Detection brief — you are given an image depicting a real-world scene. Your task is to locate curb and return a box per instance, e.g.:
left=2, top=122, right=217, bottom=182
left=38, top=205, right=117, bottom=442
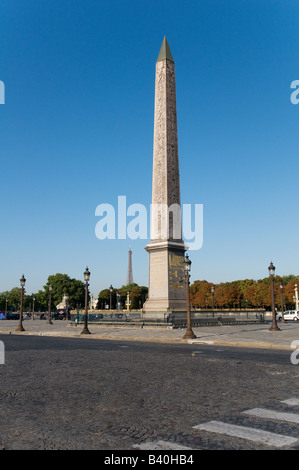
left=0, top=329, right=295, bottom=350
left=190, top=339, right=294, bottom=351
left=0, top=329, right=185, bottom=344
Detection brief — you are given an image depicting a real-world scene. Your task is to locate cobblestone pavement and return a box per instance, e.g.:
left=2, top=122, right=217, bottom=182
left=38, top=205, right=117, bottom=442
left=0, top=334, right=299, bottom=450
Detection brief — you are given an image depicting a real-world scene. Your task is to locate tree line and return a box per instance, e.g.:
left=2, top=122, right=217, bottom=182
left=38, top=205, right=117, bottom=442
left=0, top=273, right=86, bottom=313
left=0, top=274, right=148, bottom=313
left=1, top=272, right=298, bottom=313
left=190, top=275, right=299, bottom=310
left=97, top=284, right=148, bottom=310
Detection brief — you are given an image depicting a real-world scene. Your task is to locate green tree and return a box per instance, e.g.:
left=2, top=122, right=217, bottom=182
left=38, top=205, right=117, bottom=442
left=33, top=289, right=49, bottom=312
left=190, top=274, right=299, bottom=310
left=43, top=274, right=86, bottom=310
left=116, top=283, right=138, bottom=310
left=97, top=288, right=112, bottom=309
left=97, top=283, right=148, bottom=310
left=129, top=285, right=148, bottom=309
left=0, top=287, right=34, bottom=312
left=0, top=288, right=22, bottom=311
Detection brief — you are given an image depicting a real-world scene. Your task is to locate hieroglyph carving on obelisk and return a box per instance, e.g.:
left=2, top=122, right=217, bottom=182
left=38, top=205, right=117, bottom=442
left=143, top=37, right=187, bottom=313
left=151, top=38, right=182, bottom=242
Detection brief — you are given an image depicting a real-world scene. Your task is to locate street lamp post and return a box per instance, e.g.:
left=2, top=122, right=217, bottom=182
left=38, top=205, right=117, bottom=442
left=116, top=293, right=120, bottom=311
left=16, top=275, right=26, bottom=332
left=279, top=281, right=285, bottom=323
left=294, top=284, right=299, bottom=310
left=211, top=285, right=215, bottom=317
left=81, top=267, right=91, bottom=335
left=109, top=285, right=113, bottom=310
left=268, top=262, right=280, bottom=331
left=183, top=254, right=196, bottom=340
left=65, top=295, right=68, bottom=320
left=5, top=299, right=8, bottom=320
left=32, top=297, right=35, bottom=320
left=47, top=285, right=53, bottom=324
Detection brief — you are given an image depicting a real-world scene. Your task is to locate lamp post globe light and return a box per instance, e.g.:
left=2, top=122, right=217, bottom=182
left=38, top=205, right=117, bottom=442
left=81, top=267, right=91, bottom=335
left=268, top=262, right=280, bottom=331
left=16, top=274, right=26, bottom=332
left=47, top=285, right=53, bottom=325
left=183, top=254, right=196, bottom=340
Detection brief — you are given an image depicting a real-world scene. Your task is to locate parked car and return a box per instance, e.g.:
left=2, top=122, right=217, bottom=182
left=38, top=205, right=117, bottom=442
left=0, top=311, right=19, bottom=320
left=278, top=310, right=299, bottom=321
left=53, top=310, right=67, bottom=320
left=7, top=312, right=20, bottom=320
left=40, top=310, right=66, bottom=320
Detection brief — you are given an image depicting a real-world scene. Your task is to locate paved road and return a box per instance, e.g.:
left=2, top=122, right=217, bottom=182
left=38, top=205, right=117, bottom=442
left=0, top=334, right=299, bottom=451
left=1, top=319, right=299, bottom=350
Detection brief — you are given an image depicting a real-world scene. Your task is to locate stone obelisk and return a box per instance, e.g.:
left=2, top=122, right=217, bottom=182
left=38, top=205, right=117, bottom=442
left=143, top=37, right=187, bottom=314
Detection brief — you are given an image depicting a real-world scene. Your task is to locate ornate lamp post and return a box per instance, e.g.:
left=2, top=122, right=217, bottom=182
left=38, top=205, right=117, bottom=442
left=5, top=299, right=8, bottom=320
left=294, top=284, right=299, bottom=310
left=268, top=262, right=280, bottom=331
left=116, top=293, right=121, bottom=311
left=81, top=267, right=91, bottom=334
left=16, top=274, right=26, bottom=332
left=183, top=254, right=196, bottom=340
left=109, top=284, right=113, bottom=310
left=211, top=285, right=215, bottom=317
left=32, top=296, right=35, bottom=320
left=279, top=281, right=285, bottom=323
left=65, top=295, right=68, bottom=320
left=47, top=285, right=53, bottom=324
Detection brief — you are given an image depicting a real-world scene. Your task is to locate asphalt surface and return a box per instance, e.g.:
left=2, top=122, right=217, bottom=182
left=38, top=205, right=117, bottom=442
left=0, top=333, right=298, bottom=451
left=0, top=318, right=299, bottom=350
left=1, top=319, right=299, bottom=452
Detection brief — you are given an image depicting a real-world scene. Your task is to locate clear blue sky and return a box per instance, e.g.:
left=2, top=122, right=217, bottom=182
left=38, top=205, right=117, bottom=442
left=1, top=0, right=298, bottom=296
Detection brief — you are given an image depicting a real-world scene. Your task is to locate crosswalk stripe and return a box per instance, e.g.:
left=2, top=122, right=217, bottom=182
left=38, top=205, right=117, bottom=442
left=133, top=440, right=192, bottom=450
left=281, top=398, right=299, bottom=406
left=193, top=421, right=298, bottom=448
left=243, top=408, right=299, bottom=424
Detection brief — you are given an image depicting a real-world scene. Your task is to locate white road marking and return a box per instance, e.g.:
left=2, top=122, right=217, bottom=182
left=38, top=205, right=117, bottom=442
left=281, top=398, right=299, bottom=406
left=242, top=408, right=299, bottom=424
left=133, top=440, right=192, bottom=450
left=193, top=421, right=297, bottom=448
left=190, top=340, right=214, bottom=344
